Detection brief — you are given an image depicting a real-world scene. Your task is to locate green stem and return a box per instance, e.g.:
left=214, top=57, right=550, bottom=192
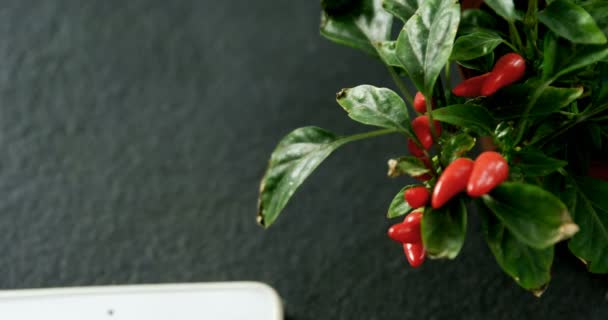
left=444, top=64, right=451, bottom=91
left=538, top=103, right=608, bottom=146
left=343, top=128, right=401, bottom=143
left=344, top=129, right=435, bottom=175
left=508, top=21, right=524, bottom=52
left=502, top=40, right=519, bottom=52
left=514, top=81, right=551, bottom=144
left=591, top=116, right=608, bottom=122
left=426, top=95, right=440, bottom=143
left=435, top=76, right=447, bottom=107
left=387, top=66, right=414, bottom=107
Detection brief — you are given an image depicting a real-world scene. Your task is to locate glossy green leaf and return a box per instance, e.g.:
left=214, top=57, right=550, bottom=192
left=387, top=156, right=429, bottom=178
left=451, top=31, right=503, bottom=61
left=459, top=9, right=498, bottom=34
left=494, top=122, right=516, bottom=150
left=455, top=52, right=494, bottom=72
left=552, top=45, right=608, bottom=80
left=542, top=32, right=558, bottom=80
left=538, top=0, right=607, bottom=45
left=387, top=185, right=415, bottom=218
left=382, top=0, right=418, bottom=22
left=440, top=133, right=476, bottom=166
left=533, top=86, right=583, bottom=117
left=515, top=150, right=567, bottom=177
left=480, top=204, right=553, bottom=292
left=482, top=182, right=579, bottom=249
left=567, top=177, right=608, bottom=273
left=484, top=0, right=517, bottom=22
left=581, top=1, right=608, bottom=38
left=432, top=104, right=495, bottom=135
left=336, top=85, right=412, bottom=134
left=375, top=41, right=402, bottom=67
left=489, top=84, right=583, bottom=120
left=320, top=0, right=393, bottom=56
left=422, top=198, right=467, bottom=259
left=257, top=127, right=395, bottom=227
left=529, top=122, right=560, bottom=145
left=396, top=0, right=460, bottom=96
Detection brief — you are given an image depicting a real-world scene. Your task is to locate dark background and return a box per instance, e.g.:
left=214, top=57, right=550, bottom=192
left=0, top=1, right=606, bottom=319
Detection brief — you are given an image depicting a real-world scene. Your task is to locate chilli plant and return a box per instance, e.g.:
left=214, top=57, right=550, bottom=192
left=256, top=0, right=608, bottom=295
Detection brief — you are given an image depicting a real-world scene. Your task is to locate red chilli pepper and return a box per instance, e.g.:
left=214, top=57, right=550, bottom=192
left=412, top=115, right=442, bottom=150
left=403, top=242, right=426, bottom=268
left=404, top=186, right=430, bottom=208
left=431, top=158, right=475, bottom=209
left=467, top=151, right=509, bottom=197
left=387, top=210, right=423, bottom=244
left=407, top=139, right=425, bottom=158
left=452, top=72, right=491, bottom=97
left=413, top=92, right=435, bottom=113
left=481, top=53, right=526, bottom=96
left=413, top=157, right=433, bottom=181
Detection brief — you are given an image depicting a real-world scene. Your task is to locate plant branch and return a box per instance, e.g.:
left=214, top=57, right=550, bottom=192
left=508, top=21, right=524, bottom=52
left=343, top=128, right=401, bottom=142
left=537, top=103, right=608, bottom=146
left=387, top=66, right=414, bottom=107
left=514, top=81, right=552, bottom=144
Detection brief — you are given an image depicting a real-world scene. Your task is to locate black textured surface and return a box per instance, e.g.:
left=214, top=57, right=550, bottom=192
left=0, top=1, right=607, bottom=319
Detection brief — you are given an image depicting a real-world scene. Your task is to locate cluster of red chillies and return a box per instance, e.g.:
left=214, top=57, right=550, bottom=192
left=389, top=53, right=526, bottom=267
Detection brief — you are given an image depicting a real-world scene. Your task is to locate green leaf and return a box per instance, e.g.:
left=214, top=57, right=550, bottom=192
left=489, top=84, right=583, bottom=121
left=455, top=52, right=494, bottom=72
left=320, top=0, right=393, bottom=56
left=432, top=104, right=495, bottom=135
left=515, top=150, right=568, bottom=176
left=336, top=85, right=412, bottom=134
left=422, top=198, right=467, bottom=259
left=484, top=0, right=517, bottom=22
left=387, top=185, right=415, bottom=218
left=382, top=0, right=418, bottom=22
left=396, top=0, right=460, bottom=96
left=451, top=31, right=504, bottom=61
left=568, top=177, right=608, bottom=273
left=542, top=32, right=558, bottom=81
left=375, top=41, right=402, bottom=68
left=529, top=121, right=560, bottom=145
left=533, top=86, right=583, bottom=117
left=581, top=1, right=608, bottom=38
left=479, top=203, right=553, bottom=292
left=439, top=133, right=476, bottom=166
left=538, top=0, right=607, bottom=45
left=257, top=127, right=395, bottom=227
left=482, top=182, right=579, bottom=249
left=387, top=156, right=429, bottom=178
left=459, top=9, right=498, bottom=34
left=552, top=44, right=608, bottom=80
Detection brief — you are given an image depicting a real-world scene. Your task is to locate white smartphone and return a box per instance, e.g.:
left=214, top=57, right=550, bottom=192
left=0, top=282, right=283, bottom=320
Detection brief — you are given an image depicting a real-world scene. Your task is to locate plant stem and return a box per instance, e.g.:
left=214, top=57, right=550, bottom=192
left=387, top=66, right=414, bottom=107
left=426, top=95, right=440, bottom=143
left=514, top=81, right=551, bottom=144
left=529, top=0, right=538, bottom=42
left=508, top=21, right=524, bottom=52
left=444, top=64, right=451, bottom=91
left=538, top=103, right=608, bottom=146
left=435, top=76, right=447, bottom=107
left=343, top=128, right=401, bottom=143
left=502, top=40, right=519, bottom=52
